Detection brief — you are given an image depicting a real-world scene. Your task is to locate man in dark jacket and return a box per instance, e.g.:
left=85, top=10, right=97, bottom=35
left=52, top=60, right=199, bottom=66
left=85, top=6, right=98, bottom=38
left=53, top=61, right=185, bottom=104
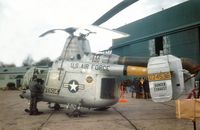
left=29, top=75, right=43, bottom=115
left=143, top=78, right=150, bottom=99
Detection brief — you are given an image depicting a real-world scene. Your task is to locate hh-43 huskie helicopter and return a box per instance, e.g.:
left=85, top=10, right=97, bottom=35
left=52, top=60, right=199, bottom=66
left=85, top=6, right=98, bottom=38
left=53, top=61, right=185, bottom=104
left=20, top=0, right=200, bottom=116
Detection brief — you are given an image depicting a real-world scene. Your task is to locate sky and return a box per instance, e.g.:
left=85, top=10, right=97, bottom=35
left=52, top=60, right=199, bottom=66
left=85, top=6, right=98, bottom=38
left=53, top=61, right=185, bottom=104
left=0, top=0, right=188, bottom=66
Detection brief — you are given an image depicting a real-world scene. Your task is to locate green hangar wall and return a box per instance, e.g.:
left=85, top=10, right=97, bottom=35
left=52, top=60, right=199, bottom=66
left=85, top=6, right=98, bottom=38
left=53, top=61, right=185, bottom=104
left=112, top=0, right=200, bottom=64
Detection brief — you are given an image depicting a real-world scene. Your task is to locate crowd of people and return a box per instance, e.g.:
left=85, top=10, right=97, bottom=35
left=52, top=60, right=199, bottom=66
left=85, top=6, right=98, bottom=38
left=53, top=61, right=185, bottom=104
left=121, top=77, right=151, bottom=99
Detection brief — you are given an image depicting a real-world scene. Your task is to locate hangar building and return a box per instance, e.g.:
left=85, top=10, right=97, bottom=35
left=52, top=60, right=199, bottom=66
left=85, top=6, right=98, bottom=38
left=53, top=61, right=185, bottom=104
left=112, top=0, right=200, bottom=65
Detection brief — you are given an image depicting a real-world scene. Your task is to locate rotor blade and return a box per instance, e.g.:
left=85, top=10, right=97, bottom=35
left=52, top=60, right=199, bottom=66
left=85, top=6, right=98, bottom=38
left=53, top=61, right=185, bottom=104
left=78, top=25, right=129, bottom=39
left=92, top=0, right=138, bottom=25
left=39, top=27, right=77, bottom=37
left=39, top=29, right=57, bottom=37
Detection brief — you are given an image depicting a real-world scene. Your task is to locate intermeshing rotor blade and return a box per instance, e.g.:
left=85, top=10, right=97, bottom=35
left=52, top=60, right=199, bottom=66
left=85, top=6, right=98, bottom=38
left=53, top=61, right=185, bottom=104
left=39, top=27, right=77, bottom=37
left=92, top=0, right=138, bottom=26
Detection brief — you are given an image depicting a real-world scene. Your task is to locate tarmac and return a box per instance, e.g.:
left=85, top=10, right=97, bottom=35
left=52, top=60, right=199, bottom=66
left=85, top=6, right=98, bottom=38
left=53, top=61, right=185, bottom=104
left=0, top=90, right=199, bottom=130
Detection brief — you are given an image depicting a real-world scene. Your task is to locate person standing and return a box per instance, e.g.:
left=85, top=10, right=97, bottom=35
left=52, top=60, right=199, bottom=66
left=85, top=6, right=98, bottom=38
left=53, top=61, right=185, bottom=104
left=143, top=78, right=150, bottom=99
left=135, top=78, right=142, bottom=99
left=136, top=77, right=144, bottom=99
left=131, top=78, right=136, bottom=98
left=29, top=75, right=43, bottom=115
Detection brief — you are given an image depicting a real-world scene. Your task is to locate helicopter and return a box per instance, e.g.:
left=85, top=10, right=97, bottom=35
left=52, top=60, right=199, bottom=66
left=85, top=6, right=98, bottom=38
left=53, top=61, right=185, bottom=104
left=20, top=26, right=149, bottom=115
left=19, top=25, right=200, bottom=116
left=20, top=0, right=200, bottom=116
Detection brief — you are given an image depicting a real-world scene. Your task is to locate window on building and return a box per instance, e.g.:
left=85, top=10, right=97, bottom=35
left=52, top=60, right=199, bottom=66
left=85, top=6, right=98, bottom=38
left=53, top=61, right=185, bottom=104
left=155, top=36, right=163, bottom=56
left=3, top=69, right=8, bottom=72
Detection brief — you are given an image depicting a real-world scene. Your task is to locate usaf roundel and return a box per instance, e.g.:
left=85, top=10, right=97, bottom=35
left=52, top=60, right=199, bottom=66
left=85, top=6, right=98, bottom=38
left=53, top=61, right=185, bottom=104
left=63, top=80, right=85, bottom=93
left=67, top=80, right=79, bottom=93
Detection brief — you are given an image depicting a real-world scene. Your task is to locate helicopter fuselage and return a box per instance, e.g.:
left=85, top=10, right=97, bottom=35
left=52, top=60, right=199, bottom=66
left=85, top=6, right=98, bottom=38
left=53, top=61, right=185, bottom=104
left=20, top=35, right=135, bottom=108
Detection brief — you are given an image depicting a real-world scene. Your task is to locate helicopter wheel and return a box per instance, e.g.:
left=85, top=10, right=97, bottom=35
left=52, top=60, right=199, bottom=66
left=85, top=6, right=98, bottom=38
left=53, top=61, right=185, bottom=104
left=72, top=110, right=81, bottom=117
left=54, top=103, right=61, bottom=111
left=66, top=109, right=82, bottom=117
left=48, top=103, right=61, bottom=111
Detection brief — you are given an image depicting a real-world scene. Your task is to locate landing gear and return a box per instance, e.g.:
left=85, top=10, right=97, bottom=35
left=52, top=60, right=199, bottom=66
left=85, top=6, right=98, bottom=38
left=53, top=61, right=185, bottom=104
left=48, top=103, right=62, bottom=111
left=65, top=103, right=85, bottom=117
left=66, top=109, right=83, bottom=117
left=54, top=103, right=61, bottom=111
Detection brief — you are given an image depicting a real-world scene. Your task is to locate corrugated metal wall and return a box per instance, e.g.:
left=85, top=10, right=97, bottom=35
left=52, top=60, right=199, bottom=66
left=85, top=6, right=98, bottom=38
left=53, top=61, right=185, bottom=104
left=114, top=41, right=150, bottom=57
left=168, top=28, right=200, bottom=63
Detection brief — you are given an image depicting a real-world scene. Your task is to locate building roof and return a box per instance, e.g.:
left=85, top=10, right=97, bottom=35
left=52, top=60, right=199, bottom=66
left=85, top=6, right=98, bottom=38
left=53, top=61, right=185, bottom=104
left=113, top=0, right=200, bottom=48
left=0, top=66, right=31, bottom=74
